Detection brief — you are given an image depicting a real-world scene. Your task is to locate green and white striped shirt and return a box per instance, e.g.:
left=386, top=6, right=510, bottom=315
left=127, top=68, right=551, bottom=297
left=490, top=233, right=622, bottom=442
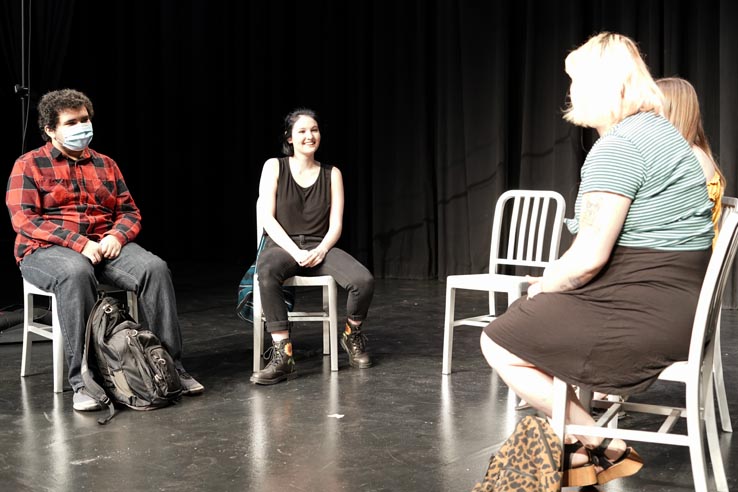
left=567, top=112, right=713, bottom=251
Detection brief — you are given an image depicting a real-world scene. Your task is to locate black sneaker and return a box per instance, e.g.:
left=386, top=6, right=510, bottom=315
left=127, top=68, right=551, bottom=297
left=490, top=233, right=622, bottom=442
left=340, top=325, right=372, bottom=368
left=250, top=339, right=297, bottom=385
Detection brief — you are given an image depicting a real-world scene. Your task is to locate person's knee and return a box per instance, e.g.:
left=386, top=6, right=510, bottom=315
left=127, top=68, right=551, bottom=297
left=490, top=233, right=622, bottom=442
left=255, top=251, right=285, bottom=282
left=256, top=269, right=282, bottom=291
left=480, top=332, right=509, bottom=369
left=57, top=257, right=96, bottom=286
left=135, top=254, right=172, bottom=287
left=353, top=272, right=374, bottom=297
left=143, top=255, right=169, bottom=277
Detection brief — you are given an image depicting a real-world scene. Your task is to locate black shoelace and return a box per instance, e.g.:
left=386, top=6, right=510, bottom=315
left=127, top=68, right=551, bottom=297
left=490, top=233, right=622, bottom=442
left=263, top=344, right=286, bottom=364
left=347, top=331, right=368, bottom=352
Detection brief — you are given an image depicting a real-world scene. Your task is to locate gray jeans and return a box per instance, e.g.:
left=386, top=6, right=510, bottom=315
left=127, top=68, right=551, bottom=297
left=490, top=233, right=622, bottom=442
left=256, top=236, right=374, bottom=332
left=19, top=243, right=183, bottom=391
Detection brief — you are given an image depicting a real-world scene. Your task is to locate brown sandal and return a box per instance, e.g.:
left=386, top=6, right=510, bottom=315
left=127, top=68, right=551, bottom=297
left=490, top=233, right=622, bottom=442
left=591, top=438, right=644, bottom=484
left=562, top=441, right=597, bottom=487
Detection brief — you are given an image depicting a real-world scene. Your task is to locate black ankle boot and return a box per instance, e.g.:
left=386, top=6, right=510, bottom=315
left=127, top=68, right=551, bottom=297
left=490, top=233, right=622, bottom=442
left=250, top=339, right=297, bottom=385
left=340, top=324, right=372, bottom=368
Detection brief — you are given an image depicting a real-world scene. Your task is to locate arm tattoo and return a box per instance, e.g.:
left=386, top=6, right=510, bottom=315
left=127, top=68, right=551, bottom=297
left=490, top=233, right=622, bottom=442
left=564, top=275, right=586, bottom=290
left=579, top=195, right=604, bottom=233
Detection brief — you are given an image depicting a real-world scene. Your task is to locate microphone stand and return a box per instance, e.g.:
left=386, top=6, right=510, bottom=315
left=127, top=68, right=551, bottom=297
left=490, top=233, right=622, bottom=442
left=15, top=0, right=31, bottom=155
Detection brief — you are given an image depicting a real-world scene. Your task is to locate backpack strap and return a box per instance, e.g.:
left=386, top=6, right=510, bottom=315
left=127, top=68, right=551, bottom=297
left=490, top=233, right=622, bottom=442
left=81, top=297, right=117, bottom=424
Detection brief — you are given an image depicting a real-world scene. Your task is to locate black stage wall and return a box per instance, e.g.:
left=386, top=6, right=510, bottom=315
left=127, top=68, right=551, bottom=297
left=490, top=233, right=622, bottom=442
left=1, top=1, right=737, bottom=305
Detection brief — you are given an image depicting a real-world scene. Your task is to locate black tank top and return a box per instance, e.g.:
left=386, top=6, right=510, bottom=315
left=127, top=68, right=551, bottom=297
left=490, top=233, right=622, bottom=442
left=274, top=156, right=332, bottom=237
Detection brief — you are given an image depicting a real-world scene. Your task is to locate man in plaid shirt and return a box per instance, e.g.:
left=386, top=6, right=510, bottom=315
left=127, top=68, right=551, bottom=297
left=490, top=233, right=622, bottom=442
left=6, top=89, right=204, bottom=411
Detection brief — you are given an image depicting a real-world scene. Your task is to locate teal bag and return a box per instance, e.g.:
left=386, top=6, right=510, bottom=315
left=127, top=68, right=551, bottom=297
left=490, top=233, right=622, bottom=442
left=237, top=236, right=295, bottom=323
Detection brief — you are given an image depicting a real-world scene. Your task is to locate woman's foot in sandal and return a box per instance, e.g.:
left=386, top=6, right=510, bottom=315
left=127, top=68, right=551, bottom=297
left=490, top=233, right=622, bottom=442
left=590, top=438, right=644, bottom=484
left=562, top=441, right=597, bottom=487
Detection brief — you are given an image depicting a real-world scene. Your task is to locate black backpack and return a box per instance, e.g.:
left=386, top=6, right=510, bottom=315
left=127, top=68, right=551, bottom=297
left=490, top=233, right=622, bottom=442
left=81, top=296, right=182, bottom=424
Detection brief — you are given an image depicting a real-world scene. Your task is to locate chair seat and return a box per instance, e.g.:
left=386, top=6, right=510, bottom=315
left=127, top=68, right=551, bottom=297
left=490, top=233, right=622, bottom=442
left=659, top=361, right=688, bottom=382
left=283, top=275, right=334, bottom=287
left=446, top=273, right=530, bottom=292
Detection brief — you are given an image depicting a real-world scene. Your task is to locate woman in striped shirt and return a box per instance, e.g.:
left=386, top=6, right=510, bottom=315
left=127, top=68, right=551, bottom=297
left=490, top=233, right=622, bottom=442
left=480, top=33, right=713, bottom=486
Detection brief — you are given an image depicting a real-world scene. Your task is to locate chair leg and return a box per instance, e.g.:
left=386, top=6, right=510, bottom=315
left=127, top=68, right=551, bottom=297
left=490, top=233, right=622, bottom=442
left=322, top=285, right=330, bottom=356
left=51, top=296, right=64, bottom=393
left=20, top=291, right=34, bottom=378
left=253, top=279, right=265, bottom=373
left=328, top=281, right=338, bottom=372
left=442, top=285, right=456, bottom=375
left=686, top=380, right=710, bottom=492
left=506, top=289, right=522, bottom=406
left=606, top=394, right=622, bottom=428
left=488, top=290, right=496, bottom=317
left=551, top=377, right=569, bottom=444
left=578, top=387, right=592, bottom=413
left=713, top=316, right=732, bottom=432
left=704, top=383, right=729, bottom=491
left=126, top=290, right=139, bottom=322
left=506, top=288, right=522, bottom=308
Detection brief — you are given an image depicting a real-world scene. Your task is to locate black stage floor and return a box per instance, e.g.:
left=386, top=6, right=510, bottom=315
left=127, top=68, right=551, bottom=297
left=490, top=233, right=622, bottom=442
left=0, top=262, right=736, bottom=491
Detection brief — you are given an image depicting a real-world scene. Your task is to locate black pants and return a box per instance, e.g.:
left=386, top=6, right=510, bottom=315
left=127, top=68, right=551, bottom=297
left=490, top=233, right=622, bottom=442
left=256, top=236, right=375, bottom=332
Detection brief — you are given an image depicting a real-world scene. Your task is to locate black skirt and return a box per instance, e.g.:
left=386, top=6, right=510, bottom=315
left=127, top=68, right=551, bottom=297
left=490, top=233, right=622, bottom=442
left=484, top=246, right=711, bottom=394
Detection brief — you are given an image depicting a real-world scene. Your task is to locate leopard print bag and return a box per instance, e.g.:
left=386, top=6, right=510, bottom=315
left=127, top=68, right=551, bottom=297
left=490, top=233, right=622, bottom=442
left=471, top=415, right=562, bottom=492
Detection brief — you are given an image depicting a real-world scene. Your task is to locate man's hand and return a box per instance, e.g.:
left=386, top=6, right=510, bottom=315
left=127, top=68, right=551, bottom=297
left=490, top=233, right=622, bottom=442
left=100, top=236, right=122, bottom=259
left=82, top=240, right=102, bottom=264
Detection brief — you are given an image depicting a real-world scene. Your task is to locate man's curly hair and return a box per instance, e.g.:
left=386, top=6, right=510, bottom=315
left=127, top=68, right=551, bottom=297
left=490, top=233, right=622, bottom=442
left=37, top=89, right=94, bottom=141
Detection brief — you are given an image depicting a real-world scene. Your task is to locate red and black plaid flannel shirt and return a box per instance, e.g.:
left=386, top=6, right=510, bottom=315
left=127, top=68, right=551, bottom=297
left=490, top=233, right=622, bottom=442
left=6, top=142, right=142, bottom=264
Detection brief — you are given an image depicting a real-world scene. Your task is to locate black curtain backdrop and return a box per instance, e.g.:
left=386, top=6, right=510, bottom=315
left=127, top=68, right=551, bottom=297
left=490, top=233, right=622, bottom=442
left=1, top=0, right=737, bottom=305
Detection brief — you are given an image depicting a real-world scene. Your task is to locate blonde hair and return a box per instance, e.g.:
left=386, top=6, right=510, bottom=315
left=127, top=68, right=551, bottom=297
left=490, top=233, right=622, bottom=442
left=563, top=32, right=663, bottom=129
left=657, top=78, right=713, bottom=156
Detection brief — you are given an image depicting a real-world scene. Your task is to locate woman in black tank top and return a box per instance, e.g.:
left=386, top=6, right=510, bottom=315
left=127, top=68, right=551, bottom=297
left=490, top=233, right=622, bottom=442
left=251, top=108, right=375, bottom=385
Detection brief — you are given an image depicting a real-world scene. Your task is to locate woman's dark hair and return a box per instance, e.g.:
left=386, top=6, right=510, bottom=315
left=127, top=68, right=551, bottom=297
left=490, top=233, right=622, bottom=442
left=37, top=89, right=95, bottom=141
left=282, top=108, right=319, bottom=156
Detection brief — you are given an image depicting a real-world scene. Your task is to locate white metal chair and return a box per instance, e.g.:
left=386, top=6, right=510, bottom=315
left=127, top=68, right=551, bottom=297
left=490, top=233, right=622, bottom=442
left=252, top=206, right=339, bottom=373
left=713, top=195, right=737, bottom=432
left=551, top=211, right=738, bottom=492
left=442, top=189, right=566, bottom=374
left=21, top=279, right=138, bottom=393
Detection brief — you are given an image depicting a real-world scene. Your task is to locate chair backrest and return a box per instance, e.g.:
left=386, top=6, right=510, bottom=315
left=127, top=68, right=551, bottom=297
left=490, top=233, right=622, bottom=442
left=489, top=190, right=566, bottom=274
left=721, top=196, right=738, bottom=227
left=256, top=201, right=265, bottom=249
left=687, top=210, right=738, bottom=372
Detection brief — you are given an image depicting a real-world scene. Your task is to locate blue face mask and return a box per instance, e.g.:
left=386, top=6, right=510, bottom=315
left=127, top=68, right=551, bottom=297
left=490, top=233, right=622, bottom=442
left=60, top=122, right=93, bottom=151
